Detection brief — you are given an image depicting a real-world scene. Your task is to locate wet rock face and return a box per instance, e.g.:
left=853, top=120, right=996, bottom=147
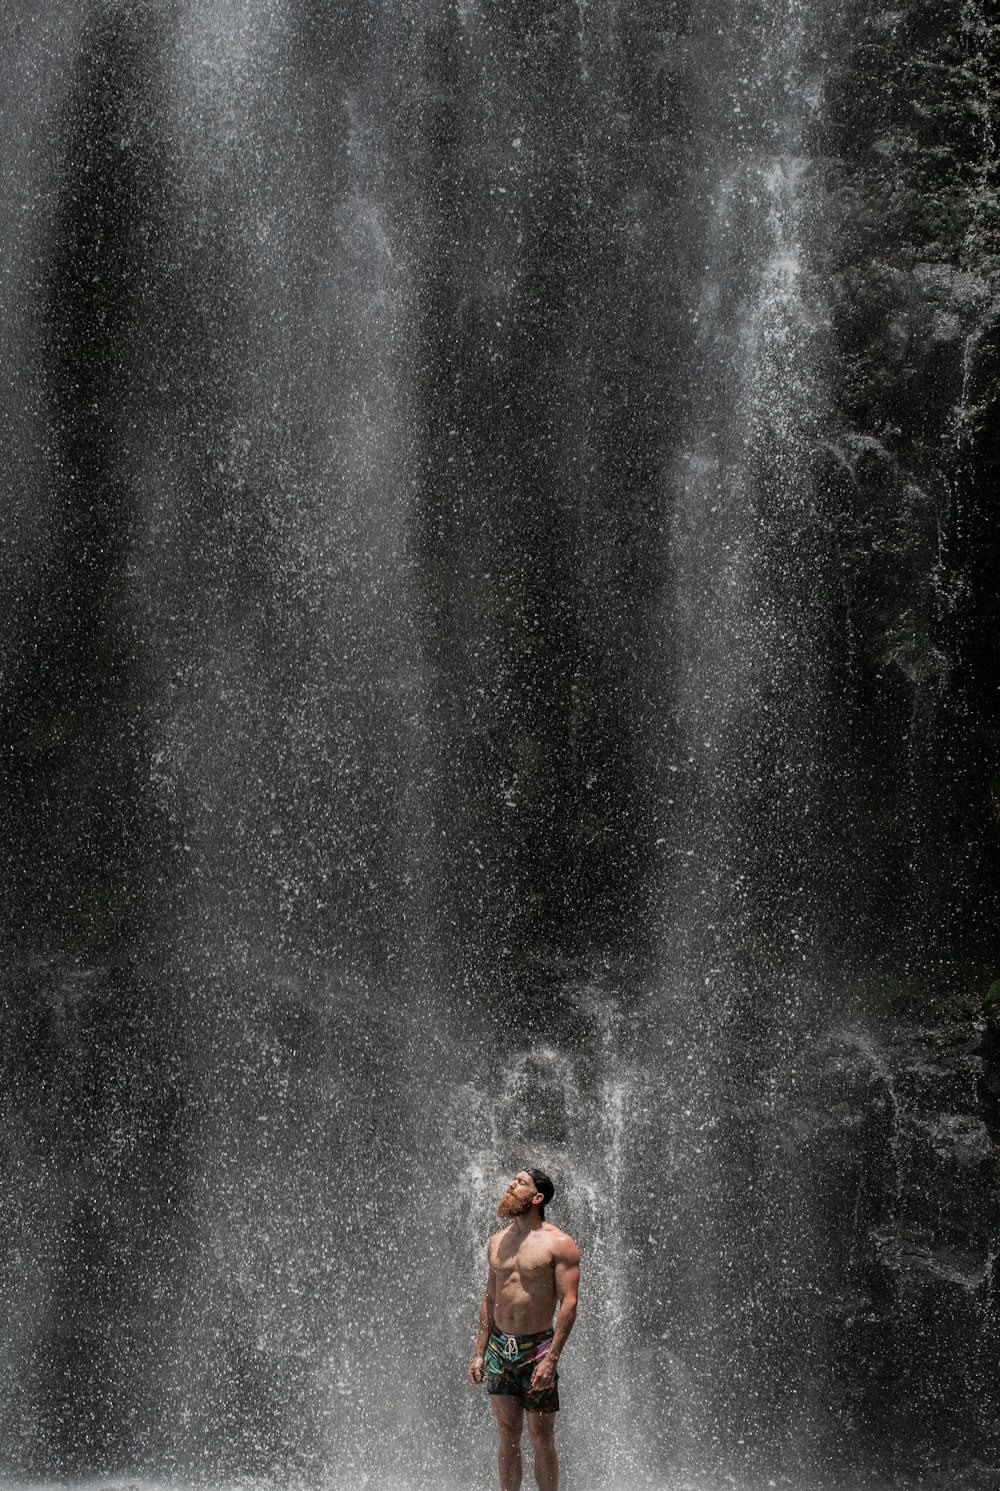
left=617, top=982, right=1000, bottom=1486
left=811, top=0, right=1000, bottom=961
left=805, top=1001, right=1000, bottom=1481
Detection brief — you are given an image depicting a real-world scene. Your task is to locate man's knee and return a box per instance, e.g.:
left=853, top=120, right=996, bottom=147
left=527, top=1412, right=556, bottom=1446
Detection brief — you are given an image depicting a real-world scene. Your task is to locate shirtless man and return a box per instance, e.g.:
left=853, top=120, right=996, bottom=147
left=468, top=1168, right=581, bottom=1491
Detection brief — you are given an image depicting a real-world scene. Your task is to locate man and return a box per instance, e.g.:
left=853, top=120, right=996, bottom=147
left=468, top=1168, right=581, bottom=1491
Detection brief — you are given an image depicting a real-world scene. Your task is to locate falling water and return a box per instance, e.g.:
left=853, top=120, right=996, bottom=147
left=3, top=0, right=999, bottom=1489
left=647, top=1, right=835, bottom=1472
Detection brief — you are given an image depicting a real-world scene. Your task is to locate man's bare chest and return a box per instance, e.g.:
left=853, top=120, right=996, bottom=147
left=496, top=1241, right=555, bottom=1288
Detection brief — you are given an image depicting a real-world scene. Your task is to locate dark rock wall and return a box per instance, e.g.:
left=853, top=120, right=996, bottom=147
left=812, top=996, right=1000, bottom=1482
left=817, top=0, right=1000, bottom=966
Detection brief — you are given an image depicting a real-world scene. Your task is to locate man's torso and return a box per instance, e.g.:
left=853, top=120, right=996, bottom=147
left=491, top=1222, right=563, bottom=1335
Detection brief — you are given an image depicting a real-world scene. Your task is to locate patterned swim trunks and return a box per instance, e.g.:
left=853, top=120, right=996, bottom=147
left=485, top=1327, right=559, bottom=1413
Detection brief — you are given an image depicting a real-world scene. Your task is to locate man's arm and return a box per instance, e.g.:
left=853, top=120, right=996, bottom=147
left=531, top=1236, right=580, bottom=1391
left=468, top=1239, right=497, bottom=1385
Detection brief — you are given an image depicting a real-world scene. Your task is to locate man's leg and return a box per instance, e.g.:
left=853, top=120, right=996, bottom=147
left=490, top=1395, right=525, bottom=1491
left=527, top=1410, right=558, bottom=1491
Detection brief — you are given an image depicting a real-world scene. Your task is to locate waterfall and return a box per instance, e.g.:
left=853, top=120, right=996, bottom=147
left=3, top=0, right=999, bottom=1488
left=646, top=1, right=835, bottom=1473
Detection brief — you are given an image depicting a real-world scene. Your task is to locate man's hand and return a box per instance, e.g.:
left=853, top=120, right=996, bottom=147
left=530, top=1350, right=557, bottom=1393
left=469, top=1354, right=486, bottom=1385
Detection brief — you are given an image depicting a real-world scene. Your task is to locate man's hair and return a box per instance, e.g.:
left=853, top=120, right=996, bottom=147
left=527, top=1167, right=555, bottom=1219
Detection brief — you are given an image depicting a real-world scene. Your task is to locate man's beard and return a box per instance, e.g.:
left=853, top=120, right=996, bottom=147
left=498, top=1190, right=534, bottom=1219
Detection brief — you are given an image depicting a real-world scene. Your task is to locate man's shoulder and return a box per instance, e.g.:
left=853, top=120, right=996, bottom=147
left=487, top=1225, right=512, bottom=1251
left=542, top=1223, right=580, bottom=1262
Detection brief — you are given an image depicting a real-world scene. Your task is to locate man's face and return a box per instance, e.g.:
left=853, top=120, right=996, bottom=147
left=497, top=1170, right=540, bottom=1218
